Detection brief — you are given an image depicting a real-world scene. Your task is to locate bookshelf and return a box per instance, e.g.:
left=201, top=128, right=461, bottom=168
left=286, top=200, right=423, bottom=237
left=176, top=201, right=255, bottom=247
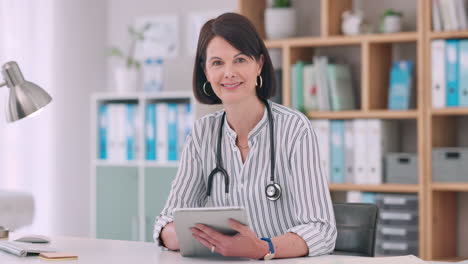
left=425, top=0, right=468, bottom=261
left=90, top=91, right=195, bottom=242
left=237, top=0, right=468, bottom=261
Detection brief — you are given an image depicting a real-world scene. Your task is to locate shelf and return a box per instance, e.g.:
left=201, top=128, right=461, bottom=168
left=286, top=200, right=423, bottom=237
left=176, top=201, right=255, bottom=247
left=144, top=161, right=179, bottom=168
left=431, top=108, right=468, bottom=116
left=429, top=30, right=468, bottom=40
left=307, top=110, right=419, bottom=120
left=92, top=91, right=192, bottom=101
left=432, top=183, right=468, bottom=192
left=329, top=184, right=419, bottom=193
left=263, top=32, right=418, bottom=48
left=94, top=160, right=141, bottom=167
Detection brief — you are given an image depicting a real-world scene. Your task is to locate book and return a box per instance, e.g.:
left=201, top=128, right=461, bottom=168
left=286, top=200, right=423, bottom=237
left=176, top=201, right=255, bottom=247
left=39, top=252, right=78, bottom=260
left=314, top=56, right=331, bottom=111
left=327, top=64, right=356, bottom=111
left=303, top=64, right=319, bottom=112
left=388, top=61, right=414, bottom=110
left=291, top=61, right=305, bottom=111
left=432, top=0, right=443, bottom=31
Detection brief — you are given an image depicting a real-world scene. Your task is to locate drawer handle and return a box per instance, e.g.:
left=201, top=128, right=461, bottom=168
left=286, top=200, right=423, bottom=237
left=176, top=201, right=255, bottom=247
left=446, top=152, right=460, bottom=159
left=398, top=158, right=409, bottom=163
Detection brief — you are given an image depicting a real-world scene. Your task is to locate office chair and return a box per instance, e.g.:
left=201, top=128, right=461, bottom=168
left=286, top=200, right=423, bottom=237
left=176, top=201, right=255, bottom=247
left=332, top=203, right=379, bottom=257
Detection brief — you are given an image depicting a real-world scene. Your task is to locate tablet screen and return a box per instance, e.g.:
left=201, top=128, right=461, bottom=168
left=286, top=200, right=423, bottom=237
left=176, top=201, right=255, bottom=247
left=173, top=207, right=249, bottom=257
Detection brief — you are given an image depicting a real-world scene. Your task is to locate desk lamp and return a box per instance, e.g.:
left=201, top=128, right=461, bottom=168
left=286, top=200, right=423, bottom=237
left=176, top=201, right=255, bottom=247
left=0, top=61, right=52, bottom=122
left=0, top=61, right=53, bottom=238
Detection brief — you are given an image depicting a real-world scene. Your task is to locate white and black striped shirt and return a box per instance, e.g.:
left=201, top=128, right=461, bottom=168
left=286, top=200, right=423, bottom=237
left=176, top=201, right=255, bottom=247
left=153, top=101, right=337, bottom=256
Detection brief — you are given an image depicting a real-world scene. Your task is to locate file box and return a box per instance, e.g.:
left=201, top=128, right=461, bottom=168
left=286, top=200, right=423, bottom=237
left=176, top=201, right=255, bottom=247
left=432, top=148, right=468, bottom=182
left=385, top=153, right=418, bottom=184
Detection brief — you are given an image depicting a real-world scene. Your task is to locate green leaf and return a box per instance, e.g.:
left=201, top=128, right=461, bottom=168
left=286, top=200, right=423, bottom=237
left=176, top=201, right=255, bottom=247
left=108, top=47, right=124, bottom=57
left=272, top=0, right=290, bottom=8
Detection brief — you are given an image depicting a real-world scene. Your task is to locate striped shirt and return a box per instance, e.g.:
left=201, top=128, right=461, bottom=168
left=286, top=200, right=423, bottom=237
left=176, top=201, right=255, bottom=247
left=153, top=101, right=337, bottom=256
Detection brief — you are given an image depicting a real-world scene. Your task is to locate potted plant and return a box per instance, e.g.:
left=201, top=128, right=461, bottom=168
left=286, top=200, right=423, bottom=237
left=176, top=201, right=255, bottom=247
left=109, top=23, right=151, bottom=92
left=379, top=9, right=403, bottom=33
left=264, top=0, right=296, bottom=40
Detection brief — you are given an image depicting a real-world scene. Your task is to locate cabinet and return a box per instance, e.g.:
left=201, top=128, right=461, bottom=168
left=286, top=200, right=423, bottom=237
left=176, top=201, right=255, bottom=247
left=238, top=0, right=468, bottom=261
left=90, top=91, right=194, bottom=242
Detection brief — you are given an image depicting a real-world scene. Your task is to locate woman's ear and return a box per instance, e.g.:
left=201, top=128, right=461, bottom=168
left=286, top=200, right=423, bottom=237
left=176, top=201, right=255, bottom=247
left=257, top=54, right=265, bottom=75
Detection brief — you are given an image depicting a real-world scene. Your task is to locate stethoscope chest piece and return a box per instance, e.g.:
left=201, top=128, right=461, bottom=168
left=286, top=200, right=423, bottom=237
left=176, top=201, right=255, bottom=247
left=265, top=183, right=282, bottom=201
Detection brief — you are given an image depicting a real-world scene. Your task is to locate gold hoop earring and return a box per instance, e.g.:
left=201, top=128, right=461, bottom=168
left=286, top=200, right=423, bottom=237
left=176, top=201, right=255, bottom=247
left=203, top=81, right=212, bottom=96
left=256, top=75, right=263, bottom=88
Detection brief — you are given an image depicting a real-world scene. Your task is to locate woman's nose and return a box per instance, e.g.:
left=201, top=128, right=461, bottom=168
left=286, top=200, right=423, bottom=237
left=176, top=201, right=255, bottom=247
left=223, top=65, right=237, bottom=78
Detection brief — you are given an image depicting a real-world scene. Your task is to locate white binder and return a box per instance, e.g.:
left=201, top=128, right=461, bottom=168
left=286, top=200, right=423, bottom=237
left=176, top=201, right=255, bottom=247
left=344, top=120, right=355, bottom=183
left=431, top=40, right=446, bottom=108
left=366, top=120, right=399, bottom=185
left=352, top=119, right=367, bottom=184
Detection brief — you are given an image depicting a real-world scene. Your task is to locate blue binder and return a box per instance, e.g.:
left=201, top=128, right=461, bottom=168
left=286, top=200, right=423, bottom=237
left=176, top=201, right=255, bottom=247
left=126, top=104, right=136, bottom=161
left=98, top=104, right=108, bottom=159
left=388, top=61, right=414, bottom=110
left=459, top=39, right=468, bottom=106
left=446, top=39, right=460, bottom=107
left=145, top=104, right=156, bottom=160
left=167, top=103, right=178, bottom=161
left=330, top=120, right=345, bottom=183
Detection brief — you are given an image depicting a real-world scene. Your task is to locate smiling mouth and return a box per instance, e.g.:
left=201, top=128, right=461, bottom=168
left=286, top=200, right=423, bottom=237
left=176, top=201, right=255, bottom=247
left=221, top=82, right=243, bottom=89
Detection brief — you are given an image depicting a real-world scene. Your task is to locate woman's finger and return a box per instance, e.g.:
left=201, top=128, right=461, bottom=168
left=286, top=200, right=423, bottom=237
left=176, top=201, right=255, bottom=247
left=228, top=219, right=255, bottom=236
left=190, top=227, right=220, bottom=247
left=192, top=232, right=216, bottom=252
left=194, top=224, right=227, bottom=242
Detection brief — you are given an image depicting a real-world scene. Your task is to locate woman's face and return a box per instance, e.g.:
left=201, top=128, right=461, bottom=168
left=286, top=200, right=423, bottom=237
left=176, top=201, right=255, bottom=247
left=204, top=36, right=264, bottom=105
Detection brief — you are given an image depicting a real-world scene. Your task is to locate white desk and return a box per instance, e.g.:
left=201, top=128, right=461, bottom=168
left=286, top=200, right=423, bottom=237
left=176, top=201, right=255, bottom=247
left=0, top=236, right=449, bottom=264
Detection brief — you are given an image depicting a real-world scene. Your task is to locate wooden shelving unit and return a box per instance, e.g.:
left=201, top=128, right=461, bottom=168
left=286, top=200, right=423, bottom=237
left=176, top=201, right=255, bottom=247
left=239, top=0, right=468, bottom=261
left=329, top=184, right=420, bottom=193
left=307, top=110, right=419, bottom=120
left=424, top=0, right=468, bottom=261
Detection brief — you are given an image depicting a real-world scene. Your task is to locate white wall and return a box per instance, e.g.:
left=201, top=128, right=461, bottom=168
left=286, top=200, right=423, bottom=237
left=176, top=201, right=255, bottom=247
left=48, top=0, right=107, bottom=236
left=106, top=0, right=237, bottom=118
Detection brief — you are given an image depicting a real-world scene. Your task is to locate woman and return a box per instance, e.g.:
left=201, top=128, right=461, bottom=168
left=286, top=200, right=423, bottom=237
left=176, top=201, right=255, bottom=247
left=153, top=12, right=336, bottom=260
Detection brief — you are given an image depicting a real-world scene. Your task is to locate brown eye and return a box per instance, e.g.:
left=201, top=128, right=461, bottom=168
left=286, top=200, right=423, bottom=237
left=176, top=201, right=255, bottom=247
left=235, top=58, right=246, bottom=63
left=212, top=60, right=223, bottom=66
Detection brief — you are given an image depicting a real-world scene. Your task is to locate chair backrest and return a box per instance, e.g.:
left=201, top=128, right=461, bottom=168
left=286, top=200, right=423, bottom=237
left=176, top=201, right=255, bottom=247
left=332, top=203, right=379, bottom=257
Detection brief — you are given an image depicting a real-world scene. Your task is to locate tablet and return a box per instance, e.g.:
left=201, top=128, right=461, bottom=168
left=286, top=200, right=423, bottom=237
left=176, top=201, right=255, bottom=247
left=173, top=207, right=249, bottom=257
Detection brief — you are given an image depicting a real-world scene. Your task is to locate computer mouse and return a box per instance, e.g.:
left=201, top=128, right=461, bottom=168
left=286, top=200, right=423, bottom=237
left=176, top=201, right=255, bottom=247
left=13, top=234, right=51, bottom=243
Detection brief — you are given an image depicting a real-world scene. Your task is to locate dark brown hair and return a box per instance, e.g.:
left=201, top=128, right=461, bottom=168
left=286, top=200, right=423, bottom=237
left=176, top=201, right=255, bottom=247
left=193, top=12, right=277, bottom=104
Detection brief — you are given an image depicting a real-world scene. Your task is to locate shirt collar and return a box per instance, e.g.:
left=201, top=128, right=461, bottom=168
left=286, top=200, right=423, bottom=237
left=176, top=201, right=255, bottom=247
left=223, top=100, right=270, bottom=146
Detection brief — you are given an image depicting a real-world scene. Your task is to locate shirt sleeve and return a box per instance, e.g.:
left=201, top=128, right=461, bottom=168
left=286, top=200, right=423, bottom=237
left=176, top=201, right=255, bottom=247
left=153, top=133, right=207, bottom=247
left=286, top=125, right=337, bottom=256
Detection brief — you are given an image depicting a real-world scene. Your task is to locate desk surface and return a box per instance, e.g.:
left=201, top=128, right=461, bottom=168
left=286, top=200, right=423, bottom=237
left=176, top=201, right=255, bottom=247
left=0, top=236, right=448, bottom=264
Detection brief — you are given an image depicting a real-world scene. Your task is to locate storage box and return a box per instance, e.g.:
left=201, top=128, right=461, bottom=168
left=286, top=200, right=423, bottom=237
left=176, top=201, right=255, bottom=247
left=379, top=210, right=418, bottom=226
left=375, top=241, right=418, bottom=256
left=432, top=148, right=468, bottom=182
left=376, top=194, right=418, bottom=211
left=377, top=225, right=418, bottom=242
left=385, top=153, right=418, bottom=184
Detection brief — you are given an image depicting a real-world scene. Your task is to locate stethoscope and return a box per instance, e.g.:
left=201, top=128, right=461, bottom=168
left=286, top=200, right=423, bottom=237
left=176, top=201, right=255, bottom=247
left=206, top=99, right=282, bottom=201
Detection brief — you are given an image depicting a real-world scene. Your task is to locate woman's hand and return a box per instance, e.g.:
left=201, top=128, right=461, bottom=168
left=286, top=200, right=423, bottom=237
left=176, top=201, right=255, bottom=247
left=190, top=219, right=269, bottom=259
left=161, top=222, right=180, bottom=251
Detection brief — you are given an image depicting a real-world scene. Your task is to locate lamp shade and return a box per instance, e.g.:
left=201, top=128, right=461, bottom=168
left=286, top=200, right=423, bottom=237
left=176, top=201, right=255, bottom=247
left=1, top=61, right=52, bottom=122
